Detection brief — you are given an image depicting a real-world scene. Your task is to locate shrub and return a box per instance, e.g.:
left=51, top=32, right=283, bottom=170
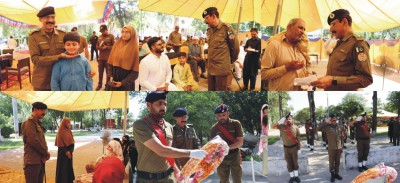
left=1, top=126, right=14, bottom=138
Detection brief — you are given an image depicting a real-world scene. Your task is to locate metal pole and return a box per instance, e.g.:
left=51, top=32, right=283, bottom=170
left=272, top=0, right=283, bottom=35
left=123, top=91, right=128, bottom=136
left=236, top=0, right=243, bottom=35
left=12, top=98, right=19, bottom=138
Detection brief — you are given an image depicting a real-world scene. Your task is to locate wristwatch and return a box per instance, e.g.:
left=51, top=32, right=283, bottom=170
left=332, top=79, right=337, bottom=85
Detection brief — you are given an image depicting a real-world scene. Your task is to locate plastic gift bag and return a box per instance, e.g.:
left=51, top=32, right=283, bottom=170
left=352, top=163, right=398, bottom=183
left=177, top=135, right=229, bottom=183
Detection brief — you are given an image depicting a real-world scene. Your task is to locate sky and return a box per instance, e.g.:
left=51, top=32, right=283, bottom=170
left=288, top=91, right=391, bottom=113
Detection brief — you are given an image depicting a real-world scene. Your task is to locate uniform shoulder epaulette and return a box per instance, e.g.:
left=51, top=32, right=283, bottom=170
left=29, top=28, right=41, bottom=35
left=354, top=34, right=364, bottom=41
left=187, top=124, right=194, bottom=127
left=56, top=28, right=66, bottom=33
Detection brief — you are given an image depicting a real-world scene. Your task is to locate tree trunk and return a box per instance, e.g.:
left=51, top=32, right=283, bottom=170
left=372, top=91, right=378, bottom=133
left=308, top=91, right=317, bottom=137
left=278, top=92, right=283, bottom=117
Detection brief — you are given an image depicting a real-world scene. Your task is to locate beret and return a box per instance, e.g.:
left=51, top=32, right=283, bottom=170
left=32, top=102, right=47, bottom=110
left=202, top=7, right=218, bottom=18
left=285, top=112, right=293, bottom=119
left=360, top=112, right=367, bottom=116
left=37, top=6, right=55, bottom=18
left=71, top=27, right=77, bottom=31
left=145, top=91, right=167, bottom=103
left=329, top=114, right=336, bottom=118
left=214, top=104, right=229, bottom=114
left=173, top=108, right=188, bottom=117
left=100, top=24, right=108, bottom=32
left=327, top=9, right=350, bottom=25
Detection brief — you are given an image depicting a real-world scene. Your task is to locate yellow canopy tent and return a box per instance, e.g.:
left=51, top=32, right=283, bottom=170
left=377, top=110, right=398, bottom=119
left=1, top=91, right=130, bottom=134
left=139, top=0, right=400, bottom=32
left=0, top=0, right=112, bottom=26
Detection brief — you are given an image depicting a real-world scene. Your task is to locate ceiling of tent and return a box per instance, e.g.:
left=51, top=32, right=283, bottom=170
left=0, top=0, right=111, bottom=25
left=1, top=91, right=128, bottom=112
left=139, top=0, right=400, bottom=32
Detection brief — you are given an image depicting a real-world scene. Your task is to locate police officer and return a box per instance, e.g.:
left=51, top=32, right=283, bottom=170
left=96, top=24, right=115, bottom=91
left=349, top=112, right=371, bottom=172
left=210, top=104, right=244, bottom=183
left=317, top=114, right=343, bottom=182
left=171, top=108, right=201, bottom=170
left=271, top=112, right=301, bottom=183
left=342, top=119, right=349, bottom=148
left=21, top=102, right=50, bottom=183
left=311, top=9, right=373, bottom=90
left=388, top=117, right=394, bottom=144
left=203, top=7, right=239, bottom=91
left=133, top=92, right=206, bottom=183
left=393, top=117, right=400, bottom=146
left=349, top=117, right=356, bottom=144
left=71, top=27, right=89, bottom=59
left=305, top=119, right=315, bottom=151
left=29, top=6, right=77, bottom=91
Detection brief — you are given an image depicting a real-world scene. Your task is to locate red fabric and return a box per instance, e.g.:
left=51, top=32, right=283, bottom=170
left=362, top=123, right=370, bottom=136
left=216, top=123, right=238, bottom=144
left=285, top=126, right=297, bottom=145
left=93, top=157, right=125, bottom=183
left=143, top=117, right=175, bottom=167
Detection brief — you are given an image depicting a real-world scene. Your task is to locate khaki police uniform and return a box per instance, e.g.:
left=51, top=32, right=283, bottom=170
left=326, top=32, right=372, bottom=90
left=277, top=124, right=300, bottom=172
left=172, top=124, right=200, bottom=169
left=133, top=115, right=175, bottom=183
left=210, top=119, right=243, bottom=183
left=78, top=36, right=88, bottom=54
left=29, top=27, right=66, bottom=90
left=305, top=122, right=314, bottom=146
left=96, top=33, right=115, bottom=87
left=21, top=115, right=48, bottom=183
left=206, top=21, right=239, bottom=91
left=354, top=121, right=371, bottom=162
left=168, top=31, right=182, bottom=53
left=317, top=123, right=343, bottom=174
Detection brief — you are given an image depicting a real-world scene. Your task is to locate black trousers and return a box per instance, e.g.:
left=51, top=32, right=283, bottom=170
left=243, top=74, right=256, bottom=90
left=394, top=135, right=400, bottom=146
left=91, top=46, right=98, bottom=61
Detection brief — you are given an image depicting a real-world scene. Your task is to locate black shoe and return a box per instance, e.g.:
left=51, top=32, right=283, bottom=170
left=288, top=177, right=294, bottom=183
left=362, top=166, right=368, bottom=170
left=358, top=167, right=363, bottom=172
left=200, top=74, right=207, bottom=79
left=335, top=173, right=343, bottom=180
left=331, top=172, right=335, bottom=182
left=294, top=176, right=301, bottom=183
left=351, top=141, right=355, bottom=144
left=326, top=147, right=328, bottom=150
left=96, top=85, right=102, bottom=91
left=343, top=146, right=347, bottom=149
left=310, top=148, right=314, bottom=151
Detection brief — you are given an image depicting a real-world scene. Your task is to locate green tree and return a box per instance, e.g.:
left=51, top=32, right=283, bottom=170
left=47, top=109, right=64, bottom=133
left=268, top=92, right=291, bottom=124
left=295, top=107, right=310, bottom=124
left=191, top=19, right=208, bottom=34
left=70, top=111, right=85, bottom=129
left=386, top=91, right=400, bottom=114
left=110, top=0, right=137, bottom=27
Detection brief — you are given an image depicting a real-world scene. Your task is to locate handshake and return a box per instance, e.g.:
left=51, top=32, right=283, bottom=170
left=285, top=60, right=304, bottom=71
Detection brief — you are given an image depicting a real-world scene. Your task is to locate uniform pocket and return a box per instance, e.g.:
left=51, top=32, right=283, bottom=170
left=39, top=43, right=50, bottom=50
left=333, top=49, right=348, bottom=62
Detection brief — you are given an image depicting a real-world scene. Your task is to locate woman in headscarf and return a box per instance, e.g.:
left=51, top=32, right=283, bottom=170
left=55, top=117, right=75, bottom=183
left=92, top=140, right=125, bottom=183
left=106, top=25, right=139, bottom=91
left=258, top=104, right=269, bottom=175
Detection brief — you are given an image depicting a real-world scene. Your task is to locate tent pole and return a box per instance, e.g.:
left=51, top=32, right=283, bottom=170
left=123, top=91, right=128, bottom=136
left=236, top=0, right=243, bottom=35
left=272, top=0, right=283, bottom=35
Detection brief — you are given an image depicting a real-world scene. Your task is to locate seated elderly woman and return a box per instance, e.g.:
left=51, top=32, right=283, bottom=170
left=74, top=140, right=125, bottom=183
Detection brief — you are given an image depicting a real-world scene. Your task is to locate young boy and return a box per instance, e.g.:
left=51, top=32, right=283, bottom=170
left=173, top=52, right=198, bottom=91
left=51, top=32, right=93, bottom=91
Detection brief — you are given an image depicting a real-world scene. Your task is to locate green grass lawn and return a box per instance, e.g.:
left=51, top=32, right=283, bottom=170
left=0, top=138, right=23, bottom=151
left=0, top=131, right=99, bottom=151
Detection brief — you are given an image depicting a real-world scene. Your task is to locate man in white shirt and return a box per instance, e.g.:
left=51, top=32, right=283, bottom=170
left=139, top=37, right=179, bottom=91
left=7, top=36, right=18, bottom=49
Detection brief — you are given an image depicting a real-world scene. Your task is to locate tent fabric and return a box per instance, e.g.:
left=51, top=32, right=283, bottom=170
left=139, top=0, right=400, bottom=32
left=377, top=110, right=398, bottom=118
left=0, top=0, right=112, bottom=26
left=0, top=91, right=128, bottom=112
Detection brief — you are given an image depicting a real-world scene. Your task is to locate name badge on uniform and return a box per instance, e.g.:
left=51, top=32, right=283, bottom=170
left=358, top=53, right=367, bottom=62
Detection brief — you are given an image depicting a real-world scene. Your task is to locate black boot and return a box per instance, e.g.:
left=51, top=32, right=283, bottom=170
left=362, top=165, right=368, bottom=170
left=358, top=167, right=363, bottom=172
left=330, top=172, right=335, bottom=182
left=294, top=176, right=301, bottom=183
left=335, top=173, right=343, bottom=180
left=288, top=177, right=294, bottom=183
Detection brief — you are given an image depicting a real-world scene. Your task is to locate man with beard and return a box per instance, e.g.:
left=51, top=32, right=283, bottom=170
left=242, top=28, right=261, bottom=91
left=21, top=102, right=50, bottom=183
left=305, top=119, right=315, bottom=151
left=271, top=112, right=301, bottom=183
left=349, top=112, right=371, bottom=172
left=139, top=37, right=179, bottom=91
left=171, top=108, right=201, bottom=169
left=203, top=7, right=239, bottom=91
left=311, top=9, right=372, bottom=90
left=261, top=18, right=311, bottom=91
left=133, top=92, right=206, bottom=183
left=317, top=114, right=344, bottom=182
left=29, top=6, right=77, bottom=91
left=210, top=104, right=244, bottom=183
